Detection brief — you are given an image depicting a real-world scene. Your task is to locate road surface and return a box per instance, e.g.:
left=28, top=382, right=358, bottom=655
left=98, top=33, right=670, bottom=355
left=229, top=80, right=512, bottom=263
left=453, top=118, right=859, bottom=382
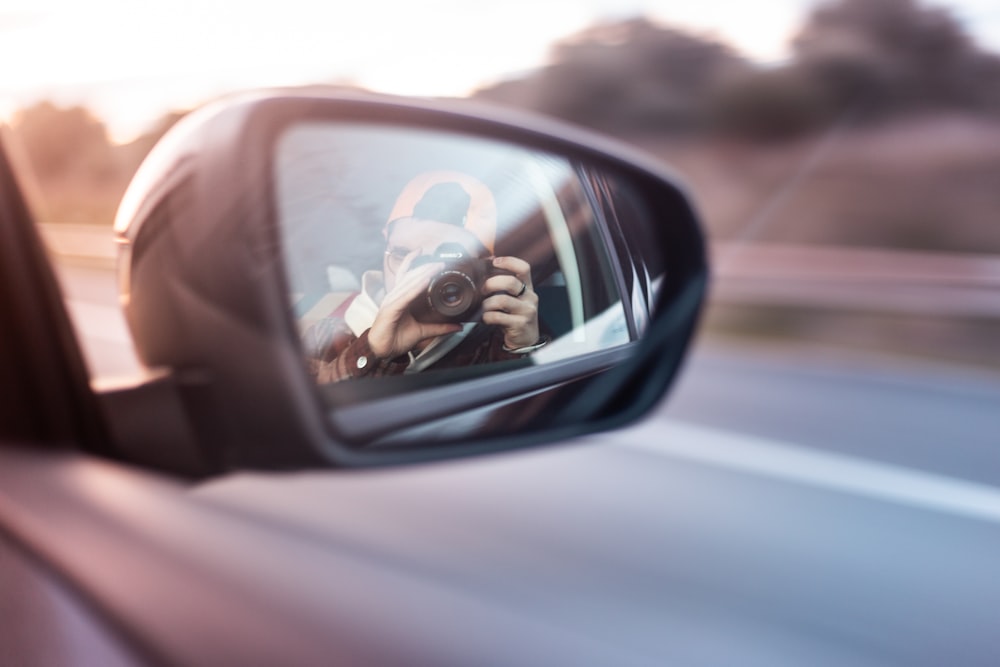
left=663, top=341, right=1000, bottom=486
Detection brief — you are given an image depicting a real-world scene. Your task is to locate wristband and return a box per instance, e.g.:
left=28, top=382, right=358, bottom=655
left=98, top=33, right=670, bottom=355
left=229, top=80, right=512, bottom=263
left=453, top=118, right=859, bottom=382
left=502, top=335, right=550, bottom=354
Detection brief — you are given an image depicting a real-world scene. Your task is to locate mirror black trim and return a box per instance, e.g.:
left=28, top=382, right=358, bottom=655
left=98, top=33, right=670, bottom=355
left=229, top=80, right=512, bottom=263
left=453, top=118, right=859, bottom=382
left=329, top=344, right=634, bottom=443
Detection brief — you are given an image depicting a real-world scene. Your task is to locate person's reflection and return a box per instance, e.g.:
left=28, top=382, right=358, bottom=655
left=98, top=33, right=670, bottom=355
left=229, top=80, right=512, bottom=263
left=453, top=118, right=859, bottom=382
left=306, top=172, right=547, bottom=383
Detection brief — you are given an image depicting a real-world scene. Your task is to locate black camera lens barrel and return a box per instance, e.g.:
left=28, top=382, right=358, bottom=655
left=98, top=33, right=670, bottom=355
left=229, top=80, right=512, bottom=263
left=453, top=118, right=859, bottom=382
left=427, top=269, right=480, bottom=318
left=407, top=242, right=494, bottom=324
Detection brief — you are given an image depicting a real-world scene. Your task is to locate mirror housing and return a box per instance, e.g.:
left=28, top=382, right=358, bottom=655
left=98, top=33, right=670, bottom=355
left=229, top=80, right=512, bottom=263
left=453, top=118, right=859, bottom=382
left=109, top=88, right=708, bottom=475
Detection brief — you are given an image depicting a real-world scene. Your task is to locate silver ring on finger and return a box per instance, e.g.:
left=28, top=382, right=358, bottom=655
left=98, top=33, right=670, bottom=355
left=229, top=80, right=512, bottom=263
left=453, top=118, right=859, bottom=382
left=516, top=281, right=527, bottom=298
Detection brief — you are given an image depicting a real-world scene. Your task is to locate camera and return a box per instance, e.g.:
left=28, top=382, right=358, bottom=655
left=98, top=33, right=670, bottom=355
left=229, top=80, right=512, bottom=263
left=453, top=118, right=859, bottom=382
left=408, top=243, right=497, bottom=324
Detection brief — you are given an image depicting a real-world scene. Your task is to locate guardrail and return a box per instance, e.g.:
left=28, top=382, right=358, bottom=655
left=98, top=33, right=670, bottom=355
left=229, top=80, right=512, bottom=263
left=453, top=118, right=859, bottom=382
left=39, top=224, right=1000, bottom=317
left=712, top=242, right=1000, bottom=317
left=39, top=223, right=117, bottom=263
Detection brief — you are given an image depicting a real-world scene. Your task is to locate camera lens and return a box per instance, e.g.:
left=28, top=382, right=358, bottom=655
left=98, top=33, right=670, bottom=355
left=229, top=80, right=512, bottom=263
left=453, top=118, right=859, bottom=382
left=440, top=282, right=463, bottom=306
left=428, top=270, right=477, bottom=318
left=409, top=248, right=489, bottom=323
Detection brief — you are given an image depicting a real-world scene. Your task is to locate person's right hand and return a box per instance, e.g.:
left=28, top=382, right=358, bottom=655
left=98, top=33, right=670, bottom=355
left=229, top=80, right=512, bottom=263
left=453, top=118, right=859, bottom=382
left=367, top=254, right=462, bottom=360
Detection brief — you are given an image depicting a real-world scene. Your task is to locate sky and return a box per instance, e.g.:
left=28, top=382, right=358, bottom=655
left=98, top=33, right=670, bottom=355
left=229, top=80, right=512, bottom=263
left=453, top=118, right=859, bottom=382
left=3, top=0, right=1000, bottom=143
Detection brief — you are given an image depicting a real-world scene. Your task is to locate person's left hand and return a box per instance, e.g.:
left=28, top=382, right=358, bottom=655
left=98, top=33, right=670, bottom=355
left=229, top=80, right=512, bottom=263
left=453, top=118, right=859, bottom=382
left=481, top=256, right=539, bottom=349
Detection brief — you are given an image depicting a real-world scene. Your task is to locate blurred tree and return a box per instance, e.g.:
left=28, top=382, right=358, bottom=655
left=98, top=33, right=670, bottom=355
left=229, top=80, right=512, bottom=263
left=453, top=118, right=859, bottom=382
left=793, top=0, right=1000, bottom=115
left=9, top=102, right=123, bottom=222
left=476, top=17, right=747, bottom=133
left=8, top=104, right=190, bottom=224
left=477, top=4, right=1000, bottom=141
left=11, top=102, right=115, bottom=180
left=707, top=66, right=834, bottom=140
left=117, top=110, right=188, bottom=174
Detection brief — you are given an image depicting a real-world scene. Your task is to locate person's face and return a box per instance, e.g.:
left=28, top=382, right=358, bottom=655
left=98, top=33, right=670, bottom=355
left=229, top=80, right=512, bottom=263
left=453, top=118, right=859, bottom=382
left=383, top=218, right=484, bottom=293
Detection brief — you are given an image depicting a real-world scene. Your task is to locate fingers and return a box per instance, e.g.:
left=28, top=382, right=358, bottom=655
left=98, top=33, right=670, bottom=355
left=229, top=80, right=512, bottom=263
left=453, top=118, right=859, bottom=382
left=492, top=256, right=531, bottom=283
left=383, top=262, right=441, bottom=311
left=396, top=249, right=422, bottom=277
left=370, top=261, right=449, bottom=358
left=482, top=256, right=538, bottom=348
left=482, top=291, right=536, bottom=317
left=490, top=256, right=532, bottom=290
left=482, top=309, right=529, bottom=328
left=416, top=322, right=464, bottom=339
left=482, top=268, right=540, bottom=348
left=483, top=274, right=527, bottom=299
left=484, top=257, right=534, bottom=301
left=482, top=308, right=539, bottom=348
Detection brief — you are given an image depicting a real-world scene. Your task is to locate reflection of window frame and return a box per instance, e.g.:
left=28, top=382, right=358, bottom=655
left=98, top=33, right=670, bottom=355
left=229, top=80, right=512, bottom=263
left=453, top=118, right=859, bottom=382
left=524, top=159, right=587, bottom=342
left=576, top=164, right=639, bottom=342
left=585, top=168, right=652, bottom=338
left=517, top=160, right=633, bottom=356
left=325, top=343, right=635, bottom=444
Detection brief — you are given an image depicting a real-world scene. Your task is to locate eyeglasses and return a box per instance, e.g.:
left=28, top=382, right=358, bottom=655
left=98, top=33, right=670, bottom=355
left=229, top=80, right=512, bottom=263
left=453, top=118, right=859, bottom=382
left=383, top=247, right=410, bottom=273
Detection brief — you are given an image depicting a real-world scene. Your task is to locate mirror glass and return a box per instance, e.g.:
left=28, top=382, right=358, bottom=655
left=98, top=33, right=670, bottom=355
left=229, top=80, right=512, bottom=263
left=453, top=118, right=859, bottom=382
left=275, top=122, right=638, bottom=401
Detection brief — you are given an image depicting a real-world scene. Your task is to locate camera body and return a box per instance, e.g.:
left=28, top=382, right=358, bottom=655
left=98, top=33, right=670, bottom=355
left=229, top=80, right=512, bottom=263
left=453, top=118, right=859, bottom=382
left=409, top=243, right=499, bottom=324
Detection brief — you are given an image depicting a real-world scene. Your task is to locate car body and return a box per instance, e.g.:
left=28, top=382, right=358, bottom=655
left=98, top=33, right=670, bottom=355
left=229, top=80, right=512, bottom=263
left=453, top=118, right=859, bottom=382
left=2, top=90, right=999, bottom=667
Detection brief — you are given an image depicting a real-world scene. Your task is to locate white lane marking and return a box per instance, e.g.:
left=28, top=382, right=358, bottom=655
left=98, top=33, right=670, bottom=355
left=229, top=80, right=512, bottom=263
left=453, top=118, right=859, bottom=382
left=612, top=418, right=1000, bottom=524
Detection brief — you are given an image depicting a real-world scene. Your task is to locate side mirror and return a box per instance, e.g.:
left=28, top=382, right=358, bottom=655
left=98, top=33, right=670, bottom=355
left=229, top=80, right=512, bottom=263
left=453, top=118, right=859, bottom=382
left=105, top=89, right=708, bottom=475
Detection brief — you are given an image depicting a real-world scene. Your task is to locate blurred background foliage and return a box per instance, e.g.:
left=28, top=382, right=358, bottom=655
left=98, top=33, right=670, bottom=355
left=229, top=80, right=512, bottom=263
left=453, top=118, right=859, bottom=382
left=475, top=0, right=1000, bottom=255
left=478, top=0, right=1000, bottom=137
left=9, top=105, right=185, bottom=225
left=9, top=0, right=1000, bottom=254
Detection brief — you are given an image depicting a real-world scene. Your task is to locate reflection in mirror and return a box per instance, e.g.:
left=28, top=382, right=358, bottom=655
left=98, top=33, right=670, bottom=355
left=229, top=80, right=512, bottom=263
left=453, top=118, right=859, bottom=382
left=275, top=122, right=635, bottom=396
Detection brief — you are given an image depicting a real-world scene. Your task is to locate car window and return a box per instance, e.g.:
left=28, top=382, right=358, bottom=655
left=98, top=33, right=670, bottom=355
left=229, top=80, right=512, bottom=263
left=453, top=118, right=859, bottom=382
left=274, top=122, right=633, bottom=397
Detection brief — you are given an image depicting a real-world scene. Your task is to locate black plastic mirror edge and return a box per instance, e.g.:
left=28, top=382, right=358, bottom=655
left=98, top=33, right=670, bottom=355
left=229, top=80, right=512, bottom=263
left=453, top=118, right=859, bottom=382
left=111, top=88, right=708, bottom=475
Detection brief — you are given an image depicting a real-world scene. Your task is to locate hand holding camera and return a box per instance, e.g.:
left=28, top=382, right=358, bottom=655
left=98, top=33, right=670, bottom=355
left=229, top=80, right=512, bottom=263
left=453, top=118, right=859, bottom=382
left=408, top=244, right=539, bottom=349
left=367, top=252, right=464, bottom=361
left=407, top=243, right=498, bottom=324
left=480, top=255, right=540, bottom=351
left=369, top=244, right=539, bottom=361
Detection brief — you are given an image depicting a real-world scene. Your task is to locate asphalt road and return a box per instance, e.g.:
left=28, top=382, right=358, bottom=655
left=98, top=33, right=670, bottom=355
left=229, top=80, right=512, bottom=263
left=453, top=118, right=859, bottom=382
left=663, top=341, right=1000, bottom=486
left=55, top=261, right=1000, bottom=485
